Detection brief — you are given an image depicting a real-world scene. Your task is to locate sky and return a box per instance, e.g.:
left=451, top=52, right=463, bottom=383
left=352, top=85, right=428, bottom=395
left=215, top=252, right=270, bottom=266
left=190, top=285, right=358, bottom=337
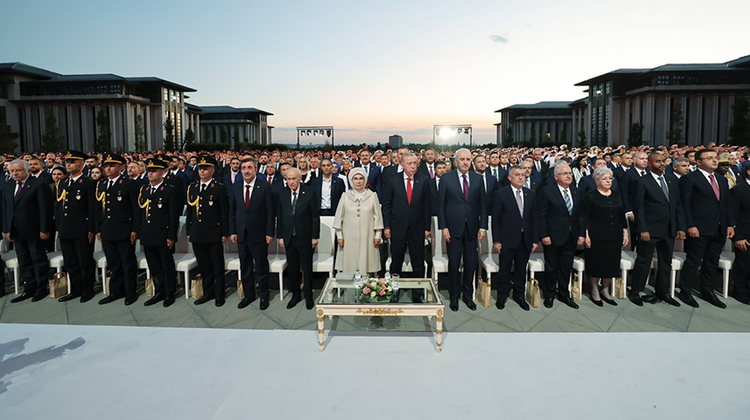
left=2, top=0, right=750, bottom=147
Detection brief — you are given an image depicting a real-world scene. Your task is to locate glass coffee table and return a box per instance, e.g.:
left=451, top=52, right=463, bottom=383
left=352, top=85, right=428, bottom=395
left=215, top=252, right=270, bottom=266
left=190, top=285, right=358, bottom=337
left=315, top=277, right=445, bottom=353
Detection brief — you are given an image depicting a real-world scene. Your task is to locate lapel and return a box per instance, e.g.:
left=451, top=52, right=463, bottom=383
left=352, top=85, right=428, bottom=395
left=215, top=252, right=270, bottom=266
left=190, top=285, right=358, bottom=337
left=246, top=182, right=264, bottom=211
left=695, top=171, right=719, bottom=201
left=522, top=188, right=532, bottom=219
left=14, top=178, right=32, bottom=205
left=644, top=175, right=669, bottom=204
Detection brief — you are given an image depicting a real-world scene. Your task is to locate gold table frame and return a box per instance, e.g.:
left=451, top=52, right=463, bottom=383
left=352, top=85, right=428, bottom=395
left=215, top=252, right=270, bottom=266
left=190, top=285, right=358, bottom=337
left=315, top=278, right=445, bottom=353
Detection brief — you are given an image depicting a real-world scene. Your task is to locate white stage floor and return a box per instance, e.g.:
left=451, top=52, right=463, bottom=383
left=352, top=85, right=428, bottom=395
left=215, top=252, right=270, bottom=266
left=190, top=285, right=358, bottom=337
left=1, top=324, right=749, bottom=419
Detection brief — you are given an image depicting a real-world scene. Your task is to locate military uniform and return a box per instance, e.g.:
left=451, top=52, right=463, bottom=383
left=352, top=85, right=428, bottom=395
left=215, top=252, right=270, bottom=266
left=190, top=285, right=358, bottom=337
left=137, top=158, right=181, bottom=307
left=95, top=154, right=139, bottom=305
left=56, top=151, right=97, bottom=302
left=186, top=156, right=229, bottom=306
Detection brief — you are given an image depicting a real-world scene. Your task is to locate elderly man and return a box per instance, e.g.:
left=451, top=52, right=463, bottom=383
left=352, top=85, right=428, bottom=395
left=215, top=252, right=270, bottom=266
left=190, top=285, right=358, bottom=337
left=671, top=157, right=690, bottom=179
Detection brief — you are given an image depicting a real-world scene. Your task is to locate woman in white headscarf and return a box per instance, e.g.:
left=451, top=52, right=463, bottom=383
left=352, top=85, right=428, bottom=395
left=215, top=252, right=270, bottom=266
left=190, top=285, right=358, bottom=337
left=333, top=167, right=383, bottom=274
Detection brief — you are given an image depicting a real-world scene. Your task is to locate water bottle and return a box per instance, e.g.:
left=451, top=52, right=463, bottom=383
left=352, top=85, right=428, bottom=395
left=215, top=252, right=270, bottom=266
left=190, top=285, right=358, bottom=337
left=354, top=269, right=362, bottom=289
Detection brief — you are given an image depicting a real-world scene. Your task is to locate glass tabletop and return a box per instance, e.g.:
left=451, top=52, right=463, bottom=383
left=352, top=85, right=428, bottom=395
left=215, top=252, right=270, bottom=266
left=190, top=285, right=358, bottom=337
left=317, top=277, right=443, bottom=305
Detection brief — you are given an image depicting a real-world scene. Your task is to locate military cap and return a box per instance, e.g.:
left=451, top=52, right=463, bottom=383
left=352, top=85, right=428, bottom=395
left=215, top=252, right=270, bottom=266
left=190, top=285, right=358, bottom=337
left=197, top=155, right=218, bottom=167
left=103, top=153, right=127, bottom=165
left=146, top=158, right=168, bottom=170
left=64, top=150, right=87, bottom=161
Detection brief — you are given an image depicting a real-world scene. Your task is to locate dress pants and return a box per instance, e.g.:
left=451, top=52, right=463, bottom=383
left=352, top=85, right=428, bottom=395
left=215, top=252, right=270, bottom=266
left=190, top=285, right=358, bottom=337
left=390, top=233, right=425, bottom=301
left=193, top=241, right=225, bottom=298
left=102, top=239, right=138, bottom=301
left=632, top=235, right=674, bottom=295
left=732, top=244, right=750, bottom=298
left=542, top=235, right=575, bottom=298
left=285, top=234, right=314, bottom=299
left=498, top=232, right=531, bottom=299
left=681, top=226, right=725, bottom=295
left=143, top=245, right=176, bottom=298
left=238, top=234, right=269, bottom=300
left=446, top=222, right=478, bottom=300
left=15, top=237, right=50, bottom=295
left=60, top=237, right=96, bottom=297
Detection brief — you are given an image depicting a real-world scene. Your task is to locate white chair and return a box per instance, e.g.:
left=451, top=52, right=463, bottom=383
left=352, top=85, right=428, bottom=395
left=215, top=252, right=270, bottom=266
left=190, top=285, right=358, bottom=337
left=93, top=238, right=108, bottom=294
left=431, top=217, right=450, bottom=285
left=174, top=217, right=198, bottom=300
left=2, top=237, right=20, bottom=294
left=668, top=239, right=686, bottom=298
left=719, top=238, right=735, bottom=298
left=268, top=238, right=288, bottom=301
left=312, top=216, right=336, bottom=278
left=570, top=257, right=585, bottom=295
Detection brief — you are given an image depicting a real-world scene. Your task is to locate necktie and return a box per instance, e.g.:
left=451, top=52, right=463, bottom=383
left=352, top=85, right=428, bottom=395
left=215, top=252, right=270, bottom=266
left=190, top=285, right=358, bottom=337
left=14, top=181, right=23, bottom=200
left=406, top=177, right=413, bottom=205
left=200, top=184, right=206, bottom=193
left=364, top=165, right=368, bottom=175
left=462, top=174, right=469, bottom=201
left=268, top=176, right=273, bottom=184
left=516, top=189, right=524, bottom=218
left=658, top=176, right=669, bottom=202
left=244, top=185, right=250, bottom=209
left=151, top=186, right=156, bottom=196
left=107, top=180, right=113, bottom=190
left=564, top=189, right=573, bottom=215
left=709, top=174, right=720, bottom=200
left=640, top=170, right=646, bottom=177
left=291, top=191, right=298, bottom=215
left=429, top=166, right=434, bottom=179
left=492, top=168, right=497, bottom=181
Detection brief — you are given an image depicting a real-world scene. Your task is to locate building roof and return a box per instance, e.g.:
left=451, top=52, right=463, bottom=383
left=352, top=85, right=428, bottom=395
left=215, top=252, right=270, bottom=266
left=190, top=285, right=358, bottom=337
left=199, top=105, right=273, bottom=116
left=495, top=101, right=574, bottom=113
left=0, top=62, right=61, bottom=79
left=30, top=73, right=197, bottom=92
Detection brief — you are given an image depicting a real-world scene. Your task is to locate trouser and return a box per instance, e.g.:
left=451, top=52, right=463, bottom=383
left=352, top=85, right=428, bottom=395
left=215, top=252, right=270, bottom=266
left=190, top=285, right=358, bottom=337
left=733, top=244, right=750, bottom=298
left=15, top=237, right=49, bottom=295
left=497, top=234, right=531, bottom=299
left=680, top=227, right=724, bottom=295
left=446, top=223, right=478, bottom=300
left=238, top=236, right=269, bottom=300
left=143, top=245, right=176, bottom=298
left=102, top=238, right=138, bottom=301
left=285, top=234, right=314, bottom=299
left=542, top=235, right=575, bottom=298
left=61, top=237, right=96, bottom=297
left=632, top=235, right=674, bottom=295
left=390, top=233, right=425, bottom=301
left=193, top=241, right=225, bottom=298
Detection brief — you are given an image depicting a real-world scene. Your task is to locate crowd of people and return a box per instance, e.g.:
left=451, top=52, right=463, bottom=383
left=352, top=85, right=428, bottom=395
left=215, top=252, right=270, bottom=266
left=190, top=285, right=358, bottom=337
left=2, top=141, right=749, bottom=314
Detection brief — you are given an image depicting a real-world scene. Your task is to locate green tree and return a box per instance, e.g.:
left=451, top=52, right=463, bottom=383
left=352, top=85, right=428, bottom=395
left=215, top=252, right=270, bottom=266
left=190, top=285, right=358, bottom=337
left=182, top=127, right=195, bottom=151
left=40, top=107, right=67, bottom=152
left=202, top=126, right=211, bottom=143
left=666, top=101, right=685, bottom=146
left=220, top=127, right=228, bottom=144
left=0, top=123, right=19, bottom=154
left=95, top=109, right=112, bottom=153
left=729, top=96, right=750, bottom=146
left=134, top=114, right=146, bottom=152
left=627, top=123, right=644, bottom=148
left=505, top=127, right=514, bottom=144
left=231, top=128, right=239, bottom=148
left=163, top=116, right=175, bottom=152
left=576, top=130, right=586, bottom=149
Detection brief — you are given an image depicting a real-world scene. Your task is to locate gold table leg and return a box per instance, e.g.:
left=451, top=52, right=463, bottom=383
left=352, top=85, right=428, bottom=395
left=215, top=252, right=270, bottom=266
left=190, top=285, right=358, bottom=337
left=317, top=309, right=325, bottom=352
left=436, top=309, right=444, bottom=353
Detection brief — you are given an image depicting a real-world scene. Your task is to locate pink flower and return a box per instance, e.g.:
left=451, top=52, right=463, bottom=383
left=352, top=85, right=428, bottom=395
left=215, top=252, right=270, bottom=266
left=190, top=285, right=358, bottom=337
left=380, top=280, right=386, bottom=285
left=379, top=290, right=386, bottom=296
left=363, top=287, right=371, bottom=294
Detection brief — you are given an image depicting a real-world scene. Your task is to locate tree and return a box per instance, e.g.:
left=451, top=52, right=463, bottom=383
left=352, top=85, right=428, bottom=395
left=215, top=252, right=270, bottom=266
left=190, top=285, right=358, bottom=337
left=163, top=116, right=175, bottom=152
left=505, top=127, right=514, bottom=144
left=182, top=127, right=195, bottom=151
left=231, top=128, right=239, bottom=148
left=220, top=127, right=228, bottom=144
left=40, top=107, right=67, bottom=152
left=202, top=126, right=211, bottom=143
left=729, top=96, right=750, bottom=146
left=627, top=122, right=644, bottom=148
left=576, top=130, right=587, bottom=149
left=0, top=123, right=19, bottom=154
left=666, top=101, right=685, bottom=146
left=95, top=109, right=112, bottom=153
left=134, top=114, right=146, bottom=152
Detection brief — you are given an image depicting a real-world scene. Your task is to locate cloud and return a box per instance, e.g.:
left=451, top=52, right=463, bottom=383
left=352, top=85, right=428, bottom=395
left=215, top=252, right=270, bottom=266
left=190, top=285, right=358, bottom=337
left=490, top=34, right=509, bottom=44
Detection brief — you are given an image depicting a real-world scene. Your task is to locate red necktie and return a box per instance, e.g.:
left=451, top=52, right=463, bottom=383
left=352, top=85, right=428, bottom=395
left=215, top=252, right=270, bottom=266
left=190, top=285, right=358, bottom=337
left=709, top=174, right=720, bottom=200
left=268, top=176, right=273, bottom=184
left=14, top=181, right=23, bottom=201
left=245, top=185, right=250, bottom=209
left=462, top=174, right=469, bottom=201
left=406, top=177, right=412, bottom=205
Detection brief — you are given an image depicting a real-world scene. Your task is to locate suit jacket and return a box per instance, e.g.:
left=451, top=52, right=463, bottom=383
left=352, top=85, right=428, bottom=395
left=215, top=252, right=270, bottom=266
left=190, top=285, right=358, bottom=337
left=33, top=171, right=54, bottom=185
left=534, top=159, right=550, bottom=181
left=492, top=186, right=538, bottom=249
left=223, top=171, right=242, bottom=187
left=3, top=176, right=54, bottom=240
left=310, top=175, right=345, bottom=213
left=437, top=170, right=488, bottom=239
left=382, top=172, right=431, bottom=241
left=679, top=170, right=735, bottom=237
left=633, top=174, right=686, bottom=238
left=185, top=179, right=230, bottom=243
left=613, top=165, right=629, bottom=181
left=731, top=180, right=750, bottom=242
left=136, top=182, right=181, bottom=246
left=417, top=161, right=437, bottom=179
left=354, top=161, right=382, bottom=198
left=228, top=178, right=276, bottom=243
left=477, top=171, right=498, bottom=214
left=429, top=176, right=441, bottom=217
left=95, top=175, right=139, bottom=241
left=276, top=184, right=320, bottom=244
left=522, top=177, right=542, bottom=193
left=620, top=166, right=649, bottom=213
left=55, top=175, right=97, bottom=239
left=577, top=173, right=620, bottom=197
left=487, top=165, right=508, bottom=187
left=537, top=183, right=584, bottom=245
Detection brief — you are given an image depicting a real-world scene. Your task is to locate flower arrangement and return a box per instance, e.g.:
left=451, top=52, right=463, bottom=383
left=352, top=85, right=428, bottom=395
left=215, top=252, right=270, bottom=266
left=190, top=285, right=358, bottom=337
left=356, top=278, right=393, bottom=303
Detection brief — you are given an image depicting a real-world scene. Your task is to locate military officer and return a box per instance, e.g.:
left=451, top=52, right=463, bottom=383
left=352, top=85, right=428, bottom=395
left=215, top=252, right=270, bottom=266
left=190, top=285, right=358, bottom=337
left=96, top=153, right=139, bottom=306
left=137, top=158, right=181, bottom=307
left=55, top=150, right=98, bottom=303
left=186, top=155, right=229, bottom=307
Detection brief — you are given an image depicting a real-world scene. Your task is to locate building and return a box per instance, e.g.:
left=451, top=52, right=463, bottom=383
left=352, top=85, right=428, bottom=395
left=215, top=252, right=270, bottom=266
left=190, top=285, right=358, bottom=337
left=388, top=134, right=403, bottom=148
left=495, top=102, right=576, bottom=147
left=0, top=62, right=195, bottom=152
left=197, top=105, right=273, bottom=148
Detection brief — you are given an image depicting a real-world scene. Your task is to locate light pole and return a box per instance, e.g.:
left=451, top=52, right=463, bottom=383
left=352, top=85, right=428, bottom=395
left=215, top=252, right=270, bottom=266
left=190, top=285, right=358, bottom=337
left=433, top=124, right=472, bottom=147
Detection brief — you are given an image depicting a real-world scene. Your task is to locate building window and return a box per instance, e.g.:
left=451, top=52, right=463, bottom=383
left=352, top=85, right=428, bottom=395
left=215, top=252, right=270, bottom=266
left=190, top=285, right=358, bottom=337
left=0, top=83, right=7, bottom=99
left=605, top=82, right=611, bottom=95
left=163, top=88, right=168, bottom=102
left=0, top=106, right=6, bottom=124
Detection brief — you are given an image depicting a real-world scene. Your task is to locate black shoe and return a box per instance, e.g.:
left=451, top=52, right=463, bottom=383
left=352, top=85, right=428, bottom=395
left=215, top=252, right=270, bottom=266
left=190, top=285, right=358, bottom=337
left=592, top=298, right=603, bottom=307
left=699, top=292, right=726, bottom=309
left=557, top=293, right=579, bottom=309
left=733, top=293, right=750, bottom=305
left=450, top=297, right=459, bottom=312
left=677, top=291, right=699, bottom=308
left=58, top=293, right=81, bottom=303
left=32, top=290, right=49, bottom=302
left=194, top=295, right=213, bottom=305
left=163, top=295, right=175, bottom=307
left=80, top=294, right=95, bottom=303
left=305, top=296, right=314, bottom=310
left=98, top=295, right=122, bottom=305
left=543, top=296, right=554, bottom=308
left=628, top=292, right=643, bottom=307
left=259, top=298, right=269, bottom=310
left=238, top=296, right=256, bottom=309
left=215, top=297, right=225, bottom=307
left=495, top=296, right=507, bottom=310
left=287, top=293, right=302, bottom=309
left=10, top=292, right=34, bottom=303
left=641, top=294, right=660, bottom=304
left=600, top=295, right=618, bottom=306
left=124, top=296, right=138, bottom=306
left=462, top=296, right=477, bottom=311
left=657, top=293, right=681, bottom=307
left=144, top=294, right=164, bottom=306
left=513, top=295, right=530, bottom=311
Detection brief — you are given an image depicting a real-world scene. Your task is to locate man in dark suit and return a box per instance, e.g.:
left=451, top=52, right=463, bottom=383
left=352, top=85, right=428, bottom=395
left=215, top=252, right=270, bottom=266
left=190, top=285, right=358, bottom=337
left=678, top=149, right=736, bottom=308
left=630, top=152, right=686, bottom=307
left=29, top=158, right=54, bottom=185
left=186, top=155, right=230, bottom=307
left=353, top=150, right=381, bottom=198
left=437, top=148, right=488, bottom=312
left=532, top=148, right=550, bottom=181
left=277, top=168, right=320, bottom=309
left=613, top=152, right=632, bottom=181
left=229, top=158, right=276, bottom=310
left=537, top=163, right=585, bottom=309
left=55, top=151, right=97, bottom=303
left=96, top=154, right=139, bottom=306
left=473, top=155, right=498, bottom=214
left=731, top=163, right=750, bottom=304
left=417, top=148, right=438, bottom=180
left=383, top=153, right=431, bottom=303
left=621, top=151, right=650, bottom=251
left=264, top=162, right=285, bottom=194
left=223, top=157, right=242, bottom=186
left=492, top=165, right=539, bottom=311
left=380, top=147, right=408, bottom=198
left=137, top=158, right=182, bottom=307
left=4, top=159, right=54, bottom=303
left=311, top=158, right=345, bottom=217
left=520, top=160, right=542, bottom=192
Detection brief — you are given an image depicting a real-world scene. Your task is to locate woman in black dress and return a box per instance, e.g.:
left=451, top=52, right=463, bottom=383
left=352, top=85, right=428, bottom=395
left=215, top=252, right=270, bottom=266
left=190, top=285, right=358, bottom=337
left=580, top=167, right=628, bottom=306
